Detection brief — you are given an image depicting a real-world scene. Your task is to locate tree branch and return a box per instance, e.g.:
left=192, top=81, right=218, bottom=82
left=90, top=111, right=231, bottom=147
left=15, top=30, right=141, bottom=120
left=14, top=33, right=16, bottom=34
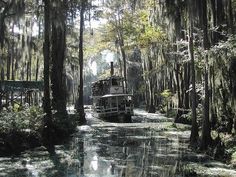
left=0, top=0, right=7, bottom=5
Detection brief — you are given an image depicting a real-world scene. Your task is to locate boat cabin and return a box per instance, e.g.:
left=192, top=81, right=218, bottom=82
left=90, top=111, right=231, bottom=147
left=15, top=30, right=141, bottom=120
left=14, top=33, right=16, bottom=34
left=92, top=76, right=124, bottom=96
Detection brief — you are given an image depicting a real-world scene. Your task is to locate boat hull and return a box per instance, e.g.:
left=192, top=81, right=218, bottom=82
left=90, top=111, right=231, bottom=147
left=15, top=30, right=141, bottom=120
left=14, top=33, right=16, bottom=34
left=92, top=110, right=133, bottom=123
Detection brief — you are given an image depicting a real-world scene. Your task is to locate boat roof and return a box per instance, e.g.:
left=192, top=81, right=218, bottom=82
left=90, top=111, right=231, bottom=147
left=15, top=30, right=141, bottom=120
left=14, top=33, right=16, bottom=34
left=92, top=76, right=123, bottom=85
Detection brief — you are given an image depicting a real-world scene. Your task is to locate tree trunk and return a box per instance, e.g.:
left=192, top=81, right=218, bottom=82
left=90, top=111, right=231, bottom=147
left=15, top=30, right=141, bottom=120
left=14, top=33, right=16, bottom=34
left=28, top=42, right=32, bottom=81
left=117, top=12, right=127, bottom=92
left=120, top=44, right=127, bottom=93
left=0, top=68, right=4, bottom=110
left=183, top=63, right=190, bottom=110
left=200, top=0, right=211, bottom=150
left=188, top=2, right=199, bottom=146
left=7, top=42, right=11, bottom=80
left=76, top=0, right=86, bottom=124
left=35, top=54, right=39, bottom=81
left=36, top=21, right=41, bottom=81
left=51, top=0, right=67, bottom=115
left=42, top=0, right=53, bottom=152
left=210, top=0, right=217, bottom=44
left=116, top=46, right=123, bottom=76
left=11, top=36, right=15, bottom=81
left=142, top=58, right=149, bottom=110
left=210, top=63, right=217, bottom=129
left=175, top=63, right=184, bottom=122
left=230, top=58, right=236, bottom=133
left=147, top=53, right=155, bottom=113
left=228, top=0, right=234, bottom=34
left=5, top=42, right=11, bottom=107
left=0, top=14, right=5, bottom=49
left=43, top=0, right=52, bottom=118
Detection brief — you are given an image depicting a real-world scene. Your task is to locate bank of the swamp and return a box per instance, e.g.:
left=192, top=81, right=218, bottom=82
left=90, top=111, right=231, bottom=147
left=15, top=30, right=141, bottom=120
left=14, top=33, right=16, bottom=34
left=0, top=106, right=80, bottom=156
left=163, top=108, right=236, bottom=171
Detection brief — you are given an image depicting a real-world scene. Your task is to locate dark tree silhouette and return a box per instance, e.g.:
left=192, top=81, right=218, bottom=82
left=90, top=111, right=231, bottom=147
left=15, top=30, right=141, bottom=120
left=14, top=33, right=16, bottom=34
left=42, top=0, right=54, bottom=152
left=76, top=0, right=86, bottom=124
left=50, top=0, right=68, bottom=115
left=188, top=0, right=198, bottom=147
left=200, top=0, right=211, bottom=150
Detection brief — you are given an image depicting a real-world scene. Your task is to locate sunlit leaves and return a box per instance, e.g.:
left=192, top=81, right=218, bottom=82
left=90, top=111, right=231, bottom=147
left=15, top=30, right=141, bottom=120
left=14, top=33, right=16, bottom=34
left=160, top=89, right=173, bottom=99
left=84, top=36, right=108, bottom=59
left=138, top=25, right=166, bottom=47
left=211, top=34, right=236, bottom=57
left=0, top=106, right=43, bottom=133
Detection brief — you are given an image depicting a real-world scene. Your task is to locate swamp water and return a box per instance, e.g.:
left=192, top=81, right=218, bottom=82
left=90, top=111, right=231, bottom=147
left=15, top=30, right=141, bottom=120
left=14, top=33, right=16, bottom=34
left=0, top=109, right=236, bottom=177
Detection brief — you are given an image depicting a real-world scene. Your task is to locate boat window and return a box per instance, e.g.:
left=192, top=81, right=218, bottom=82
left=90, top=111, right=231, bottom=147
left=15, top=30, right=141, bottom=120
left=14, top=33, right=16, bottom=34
left=111, top=79, right=119, bottom=86
left=128, top=96, right=132, bottom=101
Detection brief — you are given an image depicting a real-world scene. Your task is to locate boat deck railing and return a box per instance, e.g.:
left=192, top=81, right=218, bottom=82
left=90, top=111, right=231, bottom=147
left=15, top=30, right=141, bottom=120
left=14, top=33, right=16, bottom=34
left=95, top=105, right=133, bottom=115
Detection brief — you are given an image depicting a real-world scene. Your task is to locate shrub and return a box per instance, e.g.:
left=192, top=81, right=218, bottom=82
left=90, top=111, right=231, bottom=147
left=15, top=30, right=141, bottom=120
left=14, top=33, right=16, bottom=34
left=0, top=106, right=44, bottom=134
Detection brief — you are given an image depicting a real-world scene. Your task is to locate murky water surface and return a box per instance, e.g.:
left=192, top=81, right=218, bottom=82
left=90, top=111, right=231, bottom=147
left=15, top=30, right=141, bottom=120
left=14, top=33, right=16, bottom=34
left=1, top=109, right=236, bottom=177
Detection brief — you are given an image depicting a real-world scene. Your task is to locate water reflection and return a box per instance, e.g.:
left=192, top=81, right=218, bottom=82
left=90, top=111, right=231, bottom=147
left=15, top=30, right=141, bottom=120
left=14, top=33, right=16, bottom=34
left=1, top=110, right=236, bottom=177
left=90, top=155, right=98, bottom=171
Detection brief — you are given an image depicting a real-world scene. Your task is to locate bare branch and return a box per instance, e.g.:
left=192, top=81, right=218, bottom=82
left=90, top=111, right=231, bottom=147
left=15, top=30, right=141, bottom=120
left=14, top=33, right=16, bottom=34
left=0, top=0, right=7, bottom=5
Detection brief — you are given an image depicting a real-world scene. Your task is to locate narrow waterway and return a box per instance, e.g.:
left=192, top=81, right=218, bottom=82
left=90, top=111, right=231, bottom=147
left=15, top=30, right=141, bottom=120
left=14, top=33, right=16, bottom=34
left=0, top=109, right=236, bottom=177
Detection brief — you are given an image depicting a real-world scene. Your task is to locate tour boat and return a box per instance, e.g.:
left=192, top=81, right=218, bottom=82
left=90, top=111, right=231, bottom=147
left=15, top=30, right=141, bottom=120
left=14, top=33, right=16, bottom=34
left=91, top=62, right=133, bottom=122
